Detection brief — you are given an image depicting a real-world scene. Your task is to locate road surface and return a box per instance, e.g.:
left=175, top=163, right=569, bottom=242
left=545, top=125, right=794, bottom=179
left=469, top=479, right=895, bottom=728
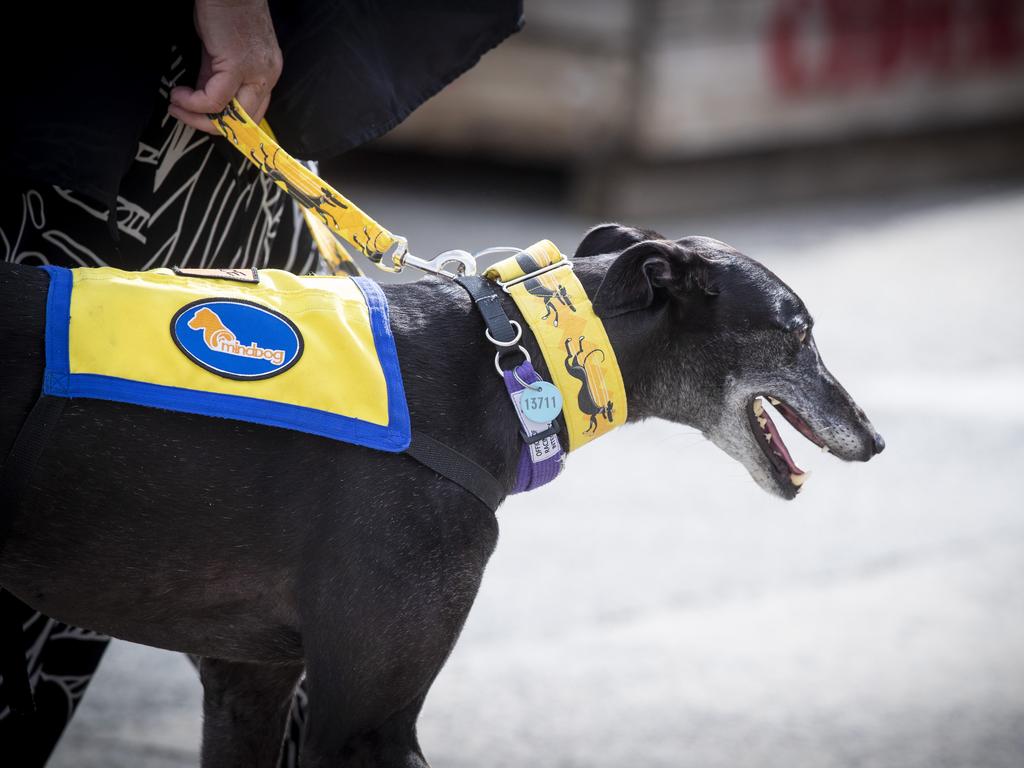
left=50, top=176, right=1024, bottom=768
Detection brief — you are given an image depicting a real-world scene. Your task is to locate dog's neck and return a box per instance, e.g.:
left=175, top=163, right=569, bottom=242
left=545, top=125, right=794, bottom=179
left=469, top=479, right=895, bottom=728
left=383, top=256, right=691, bottom=493
left=570, top=256, right=688, bottom=425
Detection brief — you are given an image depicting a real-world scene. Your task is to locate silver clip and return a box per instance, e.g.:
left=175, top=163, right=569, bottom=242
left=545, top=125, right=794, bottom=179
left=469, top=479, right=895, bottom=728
left=401, top=249, right=477, bottom=278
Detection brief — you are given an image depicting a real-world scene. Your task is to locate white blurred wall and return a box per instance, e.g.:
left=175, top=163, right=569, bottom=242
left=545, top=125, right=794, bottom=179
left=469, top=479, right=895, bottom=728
left=385, top=0, right=1024, bottom=161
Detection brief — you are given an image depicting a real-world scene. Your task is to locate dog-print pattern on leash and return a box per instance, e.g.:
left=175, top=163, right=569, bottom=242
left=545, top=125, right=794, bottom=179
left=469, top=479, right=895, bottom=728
left=209, top=101, right=400, bottom=269
left=248, top=143, right=349, bottom=231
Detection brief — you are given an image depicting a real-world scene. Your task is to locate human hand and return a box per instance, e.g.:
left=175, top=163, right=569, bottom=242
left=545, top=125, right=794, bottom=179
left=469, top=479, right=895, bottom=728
left=169, top=0, right=282, bottom=134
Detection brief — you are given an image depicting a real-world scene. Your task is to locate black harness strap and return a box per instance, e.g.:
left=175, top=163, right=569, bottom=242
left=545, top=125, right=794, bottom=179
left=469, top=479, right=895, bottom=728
left=0, top=394, right=67, bottom=717
left=406, top=431, right=505, bottom=512
left=455, top=275, right=519, bottom=344
left=401, top=276, right=526, bottom=512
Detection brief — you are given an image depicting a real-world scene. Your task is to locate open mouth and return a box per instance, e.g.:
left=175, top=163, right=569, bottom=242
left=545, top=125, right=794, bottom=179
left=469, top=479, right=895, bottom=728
left=747, top=395, right=828, bottom=493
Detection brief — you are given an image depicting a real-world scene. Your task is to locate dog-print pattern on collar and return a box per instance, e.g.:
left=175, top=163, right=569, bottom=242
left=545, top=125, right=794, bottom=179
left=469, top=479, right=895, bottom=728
left=485, top=241, right=627, bottom=451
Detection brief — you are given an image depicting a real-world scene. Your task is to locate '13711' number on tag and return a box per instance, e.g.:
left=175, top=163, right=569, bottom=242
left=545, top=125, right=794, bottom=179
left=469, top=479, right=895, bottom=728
left=519, top=381, right=563, bottom=423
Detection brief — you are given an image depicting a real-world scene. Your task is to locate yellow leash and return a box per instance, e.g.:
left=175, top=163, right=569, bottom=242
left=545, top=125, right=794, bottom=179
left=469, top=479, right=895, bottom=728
left=253, top=120, right=363, bottom=276
left=209, top=100, right=404, bottom=273
left=209, top=100, right=476, bottom=279
left=207, top=102, right=627, bottom=452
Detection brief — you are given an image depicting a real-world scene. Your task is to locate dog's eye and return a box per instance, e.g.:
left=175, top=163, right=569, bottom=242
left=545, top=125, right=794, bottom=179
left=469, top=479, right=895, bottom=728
left=794, top=329, right=807, bottom=344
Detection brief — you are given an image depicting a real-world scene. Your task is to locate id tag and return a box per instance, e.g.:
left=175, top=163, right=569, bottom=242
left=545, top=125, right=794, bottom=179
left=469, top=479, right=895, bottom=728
left=518, top=381, right=563, bottom=423
left=509, top=390, right=561, bottom=464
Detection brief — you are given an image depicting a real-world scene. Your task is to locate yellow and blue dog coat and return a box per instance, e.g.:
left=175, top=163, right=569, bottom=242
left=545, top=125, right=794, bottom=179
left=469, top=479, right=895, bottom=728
left=40, top=266, right=410, bottom=451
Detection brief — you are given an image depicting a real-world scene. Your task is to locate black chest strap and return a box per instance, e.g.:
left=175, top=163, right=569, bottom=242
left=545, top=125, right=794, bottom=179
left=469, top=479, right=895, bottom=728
left=405, top=431, right=504, bottom=511
left=400, top=276, right=518, bottom=513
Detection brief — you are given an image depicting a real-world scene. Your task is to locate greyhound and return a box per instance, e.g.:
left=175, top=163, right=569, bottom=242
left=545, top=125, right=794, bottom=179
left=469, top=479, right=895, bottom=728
left=0, top=224, right=883, bottom=767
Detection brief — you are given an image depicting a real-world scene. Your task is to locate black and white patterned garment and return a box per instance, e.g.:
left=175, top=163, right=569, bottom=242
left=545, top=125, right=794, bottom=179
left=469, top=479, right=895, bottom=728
left=0, top=48, right=312, bottom=767
left=1, top=49, right=319, bottom=274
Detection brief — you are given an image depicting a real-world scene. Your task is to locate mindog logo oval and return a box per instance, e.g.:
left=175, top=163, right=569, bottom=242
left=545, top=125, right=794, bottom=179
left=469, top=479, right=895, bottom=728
left=171, top=299, right=303, bottom=380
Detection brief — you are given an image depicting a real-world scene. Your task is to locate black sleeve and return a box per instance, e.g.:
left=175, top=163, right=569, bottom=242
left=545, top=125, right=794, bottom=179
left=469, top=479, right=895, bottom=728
left=1, top=3, right=190, bottom=209
left=266, top=0, right=524, bottom=159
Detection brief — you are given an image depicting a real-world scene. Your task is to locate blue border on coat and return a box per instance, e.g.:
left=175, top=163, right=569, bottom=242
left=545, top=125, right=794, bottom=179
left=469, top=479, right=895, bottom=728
left=39, top=266, right=411, bottom=452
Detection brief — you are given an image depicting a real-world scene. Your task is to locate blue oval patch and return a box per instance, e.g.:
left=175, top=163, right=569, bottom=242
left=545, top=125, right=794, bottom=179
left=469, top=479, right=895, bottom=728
left=171, top=299, right=303, bottom=380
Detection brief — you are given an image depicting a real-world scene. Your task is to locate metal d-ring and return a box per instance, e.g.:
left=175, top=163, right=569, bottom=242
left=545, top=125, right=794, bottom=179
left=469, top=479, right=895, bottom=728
left=513, top=367, right=543, bottom=391
left=485, top=320, right=522, bottom=348
left=494, top=345, right=531, bottom=377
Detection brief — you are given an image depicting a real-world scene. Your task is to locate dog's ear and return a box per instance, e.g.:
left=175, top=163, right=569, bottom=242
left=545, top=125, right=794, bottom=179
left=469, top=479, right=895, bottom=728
left=592, top=239, right=715, bottom=318
left=575, top=223, right=664, bottom=259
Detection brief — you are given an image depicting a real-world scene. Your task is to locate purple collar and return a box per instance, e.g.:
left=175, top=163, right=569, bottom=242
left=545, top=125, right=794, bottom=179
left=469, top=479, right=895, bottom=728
left=501, top=361, right=565, bottom=493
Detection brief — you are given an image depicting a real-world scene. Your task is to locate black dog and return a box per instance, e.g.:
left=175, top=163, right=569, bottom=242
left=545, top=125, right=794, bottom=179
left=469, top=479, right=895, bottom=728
left=0, top=225, right=883, bottom=767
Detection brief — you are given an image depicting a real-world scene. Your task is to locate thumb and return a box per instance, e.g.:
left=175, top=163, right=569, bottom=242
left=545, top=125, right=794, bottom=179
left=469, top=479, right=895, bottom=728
left=170, top=70, right=243, bottom=116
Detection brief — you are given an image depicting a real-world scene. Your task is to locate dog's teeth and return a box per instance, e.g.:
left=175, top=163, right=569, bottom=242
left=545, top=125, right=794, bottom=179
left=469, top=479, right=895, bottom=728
left=752, top=398, right=764, bottom=415
left=790, top=472, right=807, bottom=487
left=821, top=445, right=830, bottom=453
left=757, top=416, right=767, bottom=429
left=768, top=397, right=781, bottom=405
left=764, top=433, right=772, bottom=442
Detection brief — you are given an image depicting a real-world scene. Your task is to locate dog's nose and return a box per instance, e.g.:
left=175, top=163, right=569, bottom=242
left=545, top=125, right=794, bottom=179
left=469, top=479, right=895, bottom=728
left=871, top=431, right=886, bottom=455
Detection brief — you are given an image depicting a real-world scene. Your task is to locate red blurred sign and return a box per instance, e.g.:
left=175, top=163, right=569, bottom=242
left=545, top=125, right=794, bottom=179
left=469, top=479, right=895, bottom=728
left=770, top=0, right=1024, bottom=93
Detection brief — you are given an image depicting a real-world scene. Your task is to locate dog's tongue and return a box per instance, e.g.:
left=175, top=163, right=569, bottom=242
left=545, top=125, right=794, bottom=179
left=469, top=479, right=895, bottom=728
left=762, top=408, right=804, bottom=477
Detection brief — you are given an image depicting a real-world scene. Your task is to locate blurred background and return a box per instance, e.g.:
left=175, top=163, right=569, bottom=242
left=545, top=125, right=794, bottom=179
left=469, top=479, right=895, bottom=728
left=53, top=1, right=1024, bottom=766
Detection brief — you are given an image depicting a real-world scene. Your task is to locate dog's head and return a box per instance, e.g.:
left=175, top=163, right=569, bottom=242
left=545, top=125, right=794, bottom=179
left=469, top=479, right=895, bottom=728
left=578, top=224, right=884, bottom=500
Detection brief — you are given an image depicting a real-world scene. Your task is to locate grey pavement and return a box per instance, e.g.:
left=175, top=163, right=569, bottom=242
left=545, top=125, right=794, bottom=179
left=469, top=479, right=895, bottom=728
left=49, top=178, right=1024, bottom=767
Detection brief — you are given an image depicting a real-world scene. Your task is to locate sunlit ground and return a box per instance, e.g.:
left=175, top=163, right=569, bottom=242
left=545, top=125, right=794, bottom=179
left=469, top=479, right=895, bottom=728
left=51, top=175, right=1024, bottom=768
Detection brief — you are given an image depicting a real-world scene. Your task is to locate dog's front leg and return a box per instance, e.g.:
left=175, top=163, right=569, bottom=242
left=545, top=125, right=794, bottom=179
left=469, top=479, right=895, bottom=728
left=298, top=630, right=438, bottom=768
left=296, top=545, right=489, bottom=766
left=198, top=657, right=304, bottom=768
left=307, top=691, right=430, bottom=768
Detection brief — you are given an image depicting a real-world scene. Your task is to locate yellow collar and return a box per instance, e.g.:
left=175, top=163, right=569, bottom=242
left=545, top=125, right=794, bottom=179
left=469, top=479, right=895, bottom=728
left=485, top=241, right=627, bottom=451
